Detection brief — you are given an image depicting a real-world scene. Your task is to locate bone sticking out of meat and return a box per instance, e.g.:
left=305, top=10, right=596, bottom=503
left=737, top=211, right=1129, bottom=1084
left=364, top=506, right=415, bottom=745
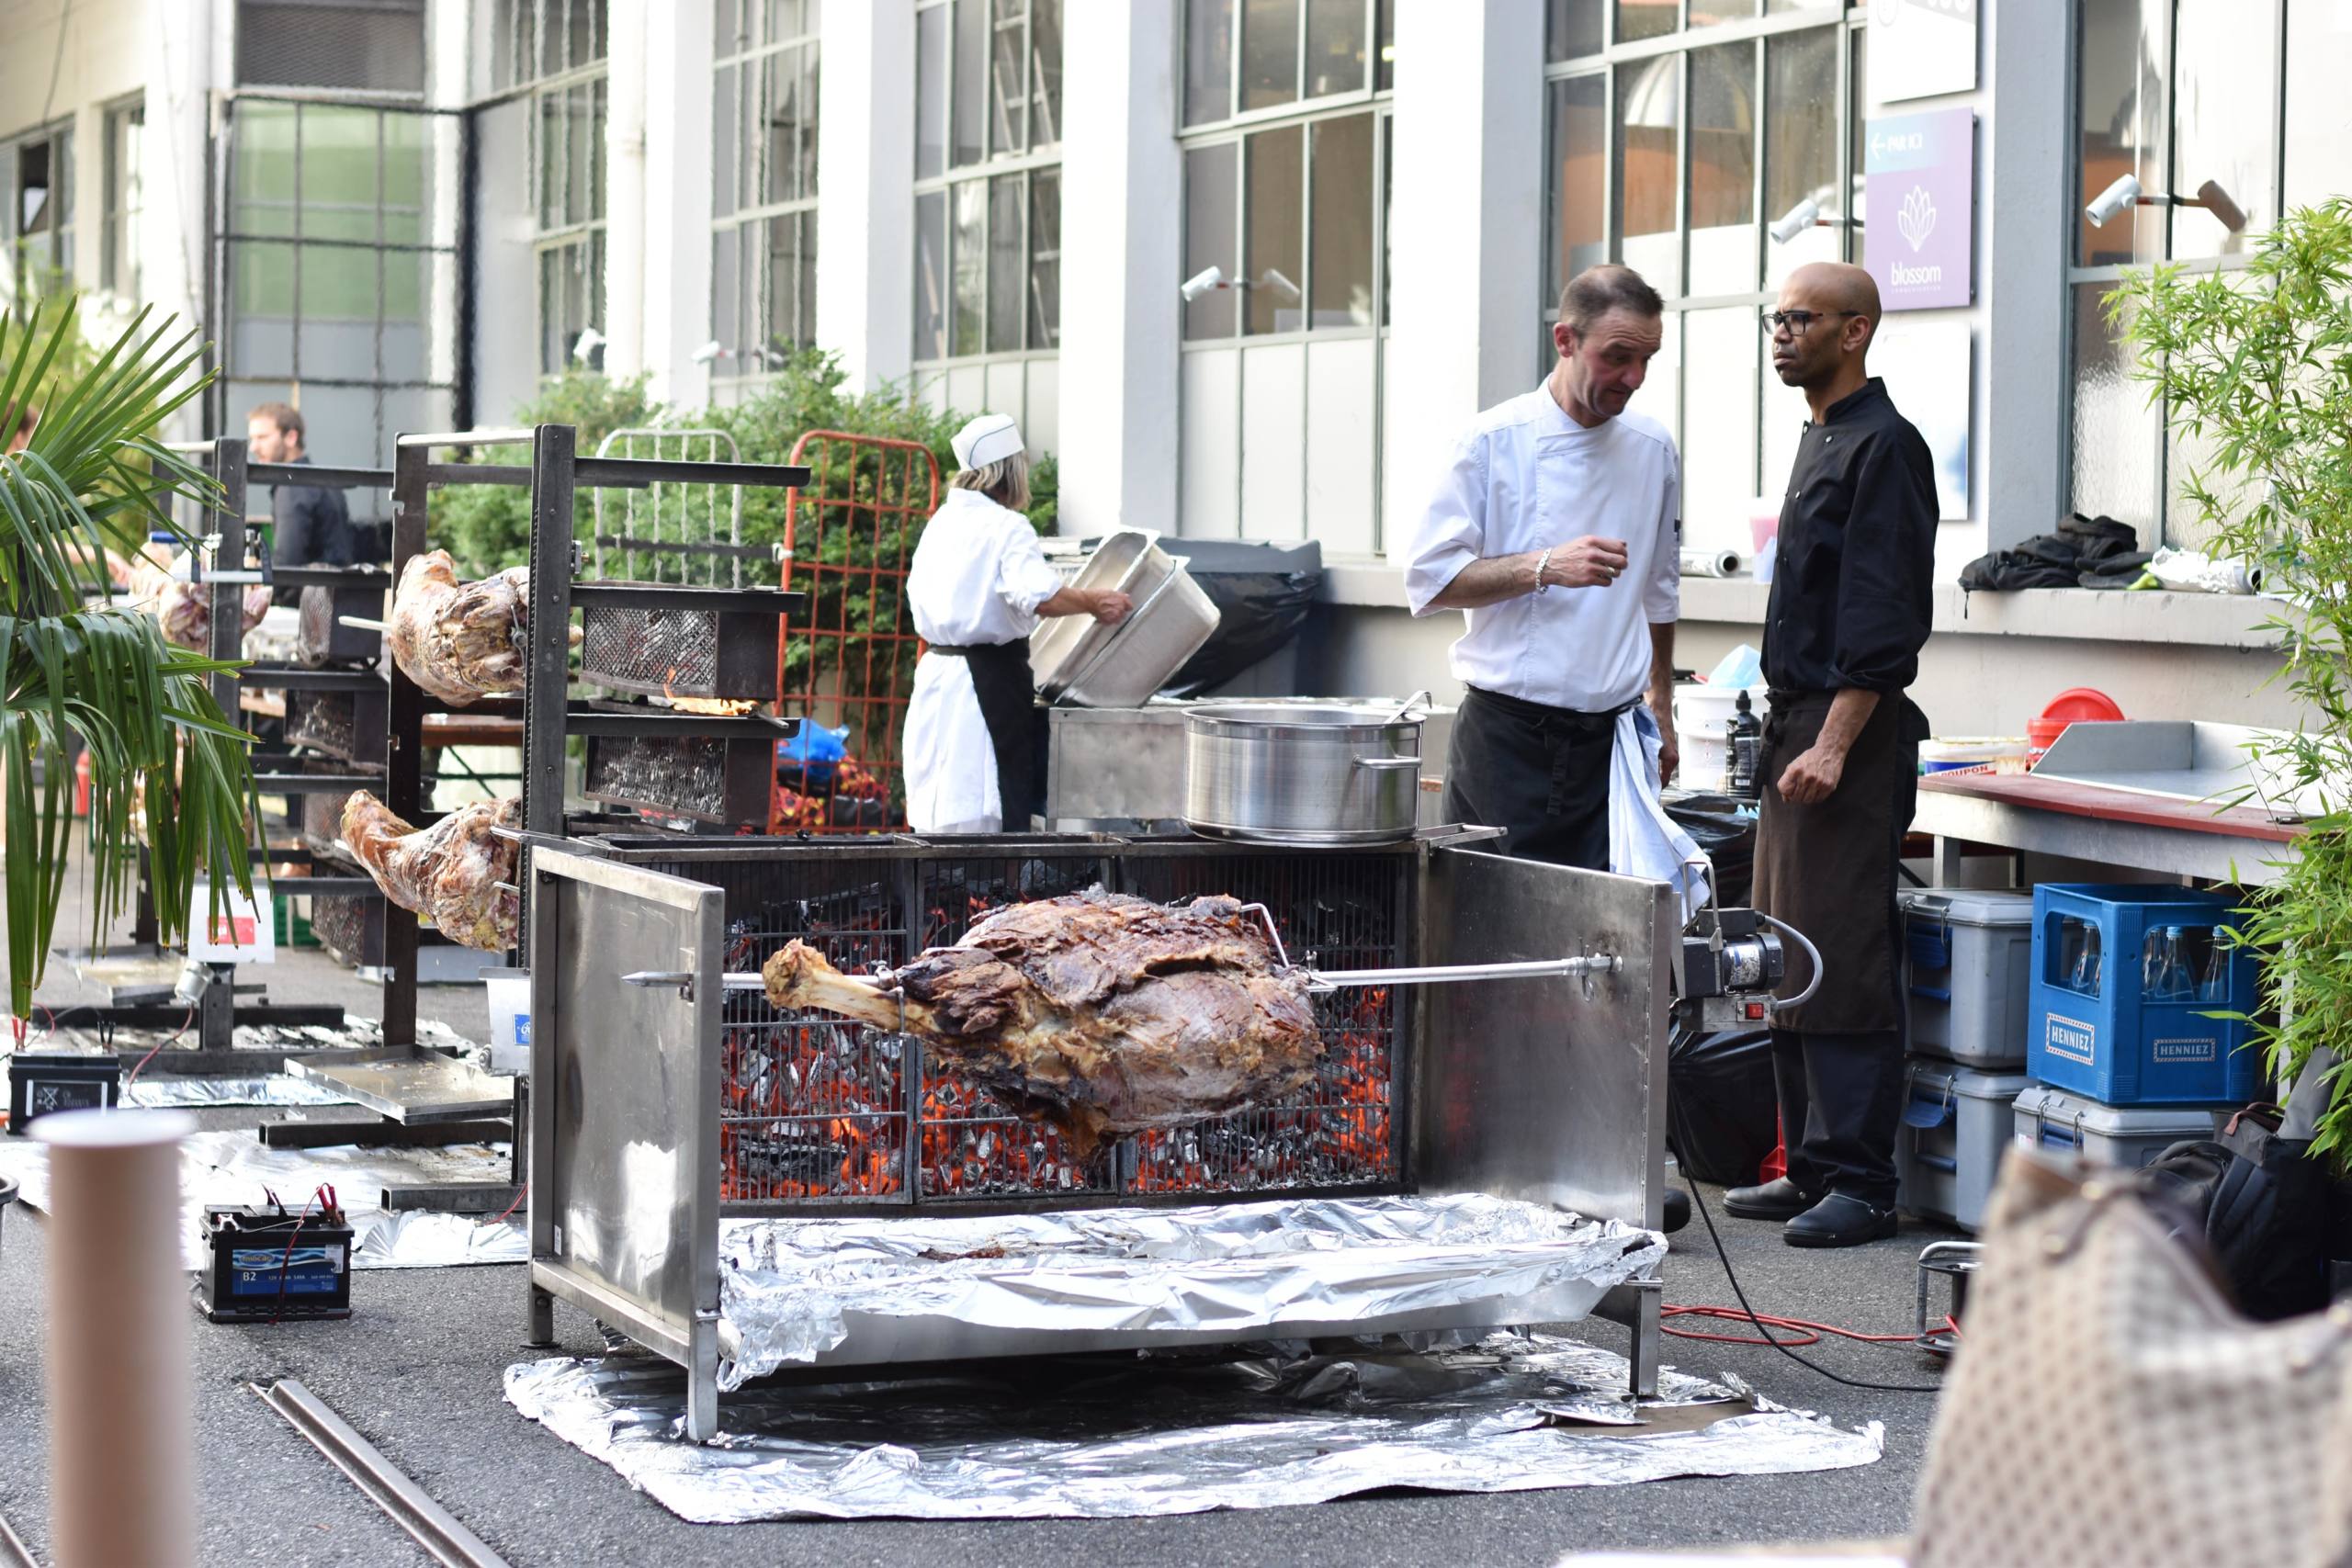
left=762, top=891, right=1323, bottom=1153
left=386, top=549, right=579, bottom=706
left=339, top=791, right=522, bottom=951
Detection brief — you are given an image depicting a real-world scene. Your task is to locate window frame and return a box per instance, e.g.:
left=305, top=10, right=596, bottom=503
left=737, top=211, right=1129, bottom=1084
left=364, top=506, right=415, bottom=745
left=2063, top=0, right=2294, bottom=549
left=1542, top=4, right=1861, bottom=521
left=910, top=0, right=1064, bottom=422
left=100, top=96, right=146, bottom=303
left=710, top=2, right=823, bottom=384
left=2, top=120, right=77, bottom=310
left=499, top=0, right=611, bottom=376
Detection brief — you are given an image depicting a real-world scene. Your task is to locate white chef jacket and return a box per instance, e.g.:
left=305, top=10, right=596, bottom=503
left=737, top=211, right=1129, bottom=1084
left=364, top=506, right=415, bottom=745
left=901, top=488, right=1065, bottom=834
left=1404, top=383, right=1680, bottom=713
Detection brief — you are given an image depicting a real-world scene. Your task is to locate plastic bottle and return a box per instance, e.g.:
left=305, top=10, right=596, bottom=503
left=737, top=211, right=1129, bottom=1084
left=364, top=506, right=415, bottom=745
left=1726, top=690, right=1762, bottom=801
left=2071, top=921, right=2102, bottom=996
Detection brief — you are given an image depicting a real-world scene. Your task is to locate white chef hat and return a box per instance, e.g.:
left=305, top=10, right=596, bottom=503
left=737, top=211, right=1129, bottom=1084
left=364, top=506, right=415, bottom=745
left=951, top=412, right=1024, bottom=471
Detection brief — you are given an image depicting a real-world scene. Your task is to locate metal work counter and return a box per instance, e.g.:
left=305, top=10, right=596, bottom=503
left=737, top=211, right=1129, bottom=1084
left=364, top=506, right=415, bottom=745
left=1915, top=771, right=2303, bottom=886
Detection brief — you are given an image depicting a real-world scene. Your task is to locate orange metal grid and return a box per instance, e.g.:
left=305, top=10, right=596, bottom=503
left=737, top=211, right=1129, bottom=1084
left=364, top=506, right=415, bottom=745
left=773, top=430, right=940, bottom=833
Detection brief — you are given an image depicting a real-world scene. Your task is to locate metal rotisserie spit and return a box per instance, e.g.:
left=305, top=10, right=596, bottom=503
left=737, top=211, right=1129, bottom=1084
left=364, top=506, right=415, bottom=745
left=525, top=830, right=1713, bottom=1439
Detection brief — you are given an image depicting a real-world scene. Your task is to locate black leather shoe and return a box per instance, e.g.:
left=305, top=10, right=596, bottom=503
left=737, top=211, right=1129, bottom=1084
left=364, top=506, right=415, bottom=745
left=1783, top=1192, right=1898, bottom=1248
left=1722, top=1177, right=1817, bottom=1221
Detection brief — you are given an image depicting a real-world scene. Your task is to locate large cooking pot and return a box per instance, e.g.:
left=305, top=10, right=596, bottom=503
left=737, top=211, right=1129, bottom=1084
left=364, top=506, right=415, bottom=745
left=1183, top=695, right=1429, bottom=845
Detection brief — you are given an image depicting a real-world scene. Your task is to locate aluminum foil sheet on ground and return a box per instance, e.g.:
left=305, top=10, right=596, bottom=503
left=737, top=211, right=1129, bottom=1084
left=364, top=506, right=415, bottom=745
left=0, top=1128, right=525, bottom=1270
left=121, top=1075, right=357, bottom=1110
left=708, top=1193, right=1668, bottom=1389
left=503, top=1333, right=1884, bottom=1522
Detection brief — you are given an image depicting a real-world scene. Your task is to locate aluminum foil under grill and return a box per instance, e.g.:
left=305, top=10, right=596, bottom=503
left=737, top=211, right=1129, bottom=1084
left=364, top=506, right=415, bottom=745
left=503, top=1330, right=1884, bottom=1523
left=710, top=1192, right=1667, bottom=1388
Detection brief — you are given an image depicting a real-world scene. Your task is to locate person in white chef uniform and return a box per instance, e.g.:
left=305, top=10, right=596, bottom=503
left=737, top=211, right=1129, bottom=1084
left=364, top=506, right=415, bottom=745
left=903, top=413, right=1133, bottom=834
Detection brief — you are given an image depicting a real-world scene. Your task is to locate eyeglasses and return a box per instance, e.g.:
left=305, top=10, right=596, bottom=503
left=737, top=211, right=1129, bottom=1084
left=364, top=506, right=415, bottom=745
left=1762, top=309, right=1865, bottom=337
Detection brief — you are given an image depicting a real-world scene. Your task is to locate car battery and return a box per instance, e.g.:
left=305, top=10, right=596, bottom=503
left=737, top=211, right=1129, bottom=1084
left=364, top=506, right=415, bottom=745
left=7, top=1052, right=122, bottom=1134
left=195, top=1201, right=354, bottom=1323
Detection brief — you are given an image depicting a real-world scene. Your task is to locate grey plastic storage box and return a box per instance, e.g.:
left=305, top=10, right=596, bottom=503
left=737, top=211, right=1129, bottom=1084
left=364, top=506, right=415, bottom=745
left=1902, top=887, right=2034, bottom=1068
left=1896, top=1058, right=2030, bottom=1233
left=2011, top=1084, right=2226, bottom=1170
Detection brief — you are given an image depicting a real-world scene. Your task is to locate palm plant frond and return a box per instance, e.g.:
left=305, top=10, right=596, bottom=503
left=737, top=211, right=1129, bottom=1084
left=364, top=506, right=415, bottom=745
left=0, top=299, right=254, bottom=1019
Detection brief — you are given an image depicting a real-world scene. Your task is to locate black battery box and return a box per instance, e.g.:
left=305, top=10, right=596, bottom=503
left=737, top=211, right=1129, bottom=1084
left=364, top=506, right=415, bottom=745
left=7, top=1053, right=122, bottom=1134
left=195, top=1202, right=355, bottom=1323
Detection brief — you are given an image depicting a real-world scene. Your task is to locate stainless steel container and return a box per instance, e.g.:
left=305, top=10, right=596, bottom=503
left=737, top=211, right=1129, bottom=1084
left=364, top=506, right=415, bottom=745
left=1030, top=531, right=1221, bottom=708
left=1183, top=701, right=1425, bottom=844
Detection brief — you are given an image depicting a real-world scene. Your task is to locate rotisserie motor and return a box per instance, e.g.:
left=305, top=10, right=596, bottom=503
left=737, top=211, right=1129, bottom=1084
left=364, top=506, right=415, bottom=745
left=340, top=791, right=522, bottom=951
left=762, top=891, right=1322, bottom=1150
left=388, top=550, right=578, bottom=705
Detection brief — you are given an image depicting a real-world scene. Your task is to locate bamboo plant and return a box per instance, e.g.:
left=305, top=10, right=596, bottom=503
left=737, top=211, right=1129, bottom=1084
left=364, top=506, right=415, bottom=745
left=0, top=301, right=256, bottom=1021
left=2109, top=199, right=2352, bottom=1166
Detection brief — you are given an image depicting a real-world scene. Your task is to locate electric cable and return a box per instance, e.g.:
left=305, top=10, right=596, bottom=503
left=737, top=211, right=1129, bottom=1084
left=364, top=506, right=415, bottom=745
left=120, top=1007, right=197, bottom=1093
left=1758, top=911, right=1824, bottom=1011
left=1682, top=1179, right=1948, bottom=1394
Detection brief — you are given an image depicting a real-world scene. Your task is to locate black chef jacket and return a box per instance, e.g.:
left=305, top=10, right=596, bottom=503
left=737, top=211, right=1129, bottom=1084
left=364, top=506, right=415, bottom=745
left=269, top=455, right=365, bottom=605
left=1762, top=378, right=1937, bottom=694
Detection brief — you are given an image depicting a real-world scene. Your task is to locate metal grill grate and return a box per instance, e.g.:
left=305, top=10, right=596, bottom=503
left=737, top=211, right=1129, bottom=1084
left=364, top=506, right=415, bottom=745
left=579, top=604, right=721, bottom=695
left=581, top=733, right=774, bottom=825
left=589, top=836, right=1416, bottom=1211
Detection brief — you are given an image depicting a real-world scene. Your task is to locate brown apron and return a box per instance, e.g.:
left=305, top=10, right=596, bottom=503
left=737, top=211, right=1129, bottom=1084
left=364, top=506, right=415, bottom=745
left=1750, top=691, right=1928, bottom=1034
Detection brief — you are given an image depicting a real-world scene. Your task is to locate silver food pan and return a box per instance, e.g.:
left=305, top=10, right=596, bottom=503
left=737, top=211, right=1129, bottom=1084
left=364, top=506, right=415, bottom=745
left=1031, top=531, right=1221, bottom=707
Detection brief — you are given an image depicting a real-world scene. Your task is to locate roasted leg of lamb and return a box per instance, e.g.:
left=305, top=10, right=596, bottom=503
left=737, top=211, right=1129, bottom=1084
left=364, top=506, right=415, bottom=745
left=127, top=550, right=273, bottom=651
left=339, top=791, right=522, bottom=951
left=762, top=891, right=1322, bottom=1151
left=388, top=549, right=553, bottom=705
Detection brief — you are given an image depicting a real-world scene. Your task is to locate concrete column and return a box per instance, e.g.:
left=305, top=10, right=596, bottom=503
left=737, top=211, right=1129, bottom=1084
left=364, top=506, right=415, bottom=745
left=1057, top=0, right=1182, bottom=537
left=1982, top=0, right=2071, bottom=550
left=141, top=0, right=220, bottom=439
left=815, top=0, right=916, bottom=395
left=603, top=0, right=651, bottom=382
left=640, top=0, right=717, bottom=406
left=1381, top=0, right=1544, bottom=555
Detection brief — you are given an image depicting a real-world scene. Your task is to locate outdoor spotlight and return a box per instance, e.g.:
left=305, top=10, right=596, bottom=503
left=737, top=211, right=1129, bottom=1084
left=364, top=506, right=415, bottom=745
left=690, top=339, right=725, bottom=365
left=2086, top=173, right=2143, bottom=228
left=2196, top=178, right=2248, bottom=234
left=1179, top=265, right=1226, bottom=303
left=1260, top=267, right=1302, bottom=300
left=1769, top=197, right=1822, bottom=245
left=572, top=325, right=606, bottom=364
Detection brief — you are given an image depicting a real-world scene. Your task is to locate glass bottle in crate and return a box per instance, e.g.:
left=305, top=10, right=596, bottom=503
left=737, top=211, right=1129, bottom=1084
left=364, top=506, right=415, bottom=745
left=2070, top=921, right=2102, bottom=997
left=2144, top=925, right=2196, bottom=1001
left=2196, top=930, right=2231, bottom=1004
left=2056, top=916, right=2086, bottom=991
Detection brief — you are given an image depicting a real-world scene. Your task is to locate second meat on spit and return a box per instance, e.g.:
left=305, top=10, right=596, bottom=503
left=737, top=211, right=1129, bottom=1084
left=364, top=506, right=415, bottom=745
left=340, top=791, right=522, bottom=951
left=762, top=891, right=1322, bottom=1151
left=388, top=549, right=578, bottom=705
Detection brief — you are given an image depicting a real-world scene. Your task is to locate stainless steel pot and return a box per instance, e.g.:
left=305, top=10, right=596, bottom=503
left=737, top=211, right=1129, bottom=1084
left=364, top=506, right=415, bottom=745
left=1183, top=695, right=1429, bottom=845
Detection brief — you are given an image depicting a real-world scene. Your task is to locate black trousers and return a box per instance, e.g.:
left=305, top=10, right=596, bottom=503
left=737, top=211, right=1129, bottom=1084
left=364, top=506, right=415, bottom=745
left=1440, top=685, right=1622, bottom=870
left=1770, top=1025, right=1905, bottom=1208
left=927, top=638, right=1044, bottom=829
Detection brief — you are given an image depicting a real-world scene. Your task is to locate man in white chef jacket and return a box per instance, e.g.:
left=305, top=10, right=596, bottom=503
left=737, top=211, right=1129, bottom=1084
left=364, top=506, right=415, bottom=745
left=1405, top=265, right=1697, bottom=897
left=902, top=413, right=1130, bottom=834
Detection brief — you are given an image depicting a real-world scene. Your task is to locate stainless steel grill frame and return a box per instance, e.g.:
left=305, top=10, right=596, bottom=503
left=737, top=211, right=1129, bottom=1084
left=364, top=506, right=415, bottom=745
left=577, top=600, right=780, bottom=701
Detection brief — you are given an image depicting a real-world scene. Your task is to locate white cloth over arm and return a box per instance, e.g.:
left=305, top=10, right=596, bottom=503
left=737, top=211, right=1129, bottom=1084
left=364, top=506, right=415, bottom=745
left=901, top=489, right=1065, bottom=834
left=1611, top=706, right=1710, bottom=921
left=1402, top=384, right=1681, bottom=714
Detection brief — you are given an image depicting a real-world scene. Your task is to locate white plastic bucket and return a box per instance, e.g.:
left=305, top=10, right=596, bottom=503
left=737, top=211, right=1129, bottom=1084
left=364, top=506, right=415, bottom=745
left=482, top=970, right=531, bottom=1076
left=1673, top=683, right=1769, bottom=792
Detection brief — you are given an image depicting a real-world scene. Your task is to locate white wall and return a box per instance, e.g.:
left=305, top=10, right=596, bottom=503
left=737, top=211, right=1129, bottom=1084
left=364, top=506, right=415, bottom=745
left=814, top=0, right=915, bottom=399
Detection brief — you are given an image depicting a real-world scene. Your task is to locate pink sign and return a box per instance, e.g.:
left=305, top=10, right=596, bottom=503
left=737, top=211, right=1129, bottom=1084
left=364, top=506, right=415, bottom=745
left=1864, top=107, right=1974, bottom=312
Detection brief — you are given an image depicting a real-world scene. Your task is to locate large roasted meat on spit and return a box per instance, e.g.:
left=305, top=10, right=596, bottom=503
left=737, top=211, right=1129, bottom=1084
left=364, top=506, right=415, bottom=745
left=126, top=549, right=272, bottom=652
left=388, top=550, right=575, bottom=705
left=762, top=891, right=1322, bottom=1150
left=340, top=791, right=521, bottom=951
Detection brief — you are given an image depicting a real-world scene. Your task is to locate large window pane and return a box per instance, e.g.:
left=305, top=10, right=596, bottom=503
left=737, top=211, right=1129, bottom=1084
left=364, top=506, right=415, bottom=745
left=1691, top=0, right=1755, bottom=24
left=2170, top=0, right=2276, bottom=260
left=916, top=4, right=947, bottom=178
left=1028, top=167, right=1060, bottom=348
left=1763, top=28, right=1837, bottom=288
left=1308, top=112, right=1374, bottom=328
left=234, top=103, right=297, bottom=237
left=1617, top=55, right=1681, bottom=297
left=2076, top=0, right=2167, bottom=267
left=953, top=0, right=986, bottom=166
left=1688, top=42, right=1756, bottom=297
left=765, top=50, right=797, bottom=204
left=1682, top=306, right=1758, bottom=546
left=987, top=173, right=1024, bottom=352
left=2069, top=281, right=2156, bottom=542
left=1618, top=0, right=1679, bottom=44
left=1030, top=0, right=1063, bottom=145
left=1185, top=0, right=1235, bottom=127
left=989, top=0, right=1028, bottom=155
left=797, top=46, right=820, bottom=201
left=1242, top=0, right=1301, bottom=113
left=914, top=189, right=947, bottom=359
left=952, top=177, right=986, bottom=354
left=1184, top=141, right=1238, bottom=340
left=714, top=221, right=742, bottom=371
left=1245, top=124, right=1305, bottom=335
left=714, top=62, right=739, bottom=215
left=2285, top=4, right=2352, bottom=212
left=1548, top=74, right=1606, bottom=305
left=1305, top=0, right=1365, bottom=99
left=300, top=107, right=379, bottom=243
left=1546, top=0, right=1602, bottom=61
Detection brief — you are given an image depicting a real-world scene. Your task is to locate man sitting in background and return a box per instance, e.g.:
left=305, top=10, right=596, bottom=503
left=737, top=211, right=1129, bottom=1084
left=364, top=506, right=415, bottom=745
left=249, top=400, right=369, bottom=604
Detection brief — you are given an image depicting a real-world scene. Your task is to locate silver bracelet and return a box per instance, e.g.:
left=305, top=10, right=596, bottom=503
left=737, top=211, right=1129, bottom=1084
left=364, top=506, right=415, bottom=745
left=1533, top=547, right=1554, bottom=596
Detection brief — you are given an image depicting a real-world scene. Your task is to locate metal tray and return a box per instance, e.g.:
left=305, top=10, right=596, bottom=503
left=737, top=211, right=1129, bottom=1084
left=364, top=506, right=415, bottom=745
left=1030, top=531, right=1221, bottom=708
left=284, top=1046, right=514, bottom=1124
left=2032, top=720, right=2325, bottom=822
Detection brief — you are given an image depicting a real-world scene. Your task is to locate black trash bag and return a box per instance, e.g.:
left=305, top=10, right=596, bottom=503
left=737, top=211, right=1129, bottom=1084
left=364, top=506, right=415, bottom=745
left=1668, top=1025, right=1779, bottom=1186
left=1666, top=792, right=1757, bottom=909
left=1161, top=572, right=1322, bottom=697
left=2138, top=1106, right=2331, bottom=1321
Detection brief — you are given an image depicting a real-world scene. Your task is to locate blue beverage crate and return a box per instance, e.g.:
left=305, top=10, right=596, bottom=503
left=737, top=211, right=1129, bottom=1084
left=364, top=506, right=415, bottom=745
left=2028, top=884, right=2259, bottom=1106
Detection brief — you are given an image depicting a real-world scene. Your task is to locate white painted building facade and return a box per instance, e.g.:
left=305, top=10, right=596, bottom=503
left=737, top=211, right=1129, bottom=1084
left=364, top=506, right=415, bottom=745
left=2, top=0, right=2341, bottom=730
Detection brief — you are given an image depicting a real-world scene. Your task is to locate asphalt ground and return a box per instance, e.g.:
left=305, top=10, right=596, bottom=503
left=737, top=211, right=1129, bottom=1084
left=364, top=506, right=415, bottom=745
left=0, top=872, right=1953, bottom=1566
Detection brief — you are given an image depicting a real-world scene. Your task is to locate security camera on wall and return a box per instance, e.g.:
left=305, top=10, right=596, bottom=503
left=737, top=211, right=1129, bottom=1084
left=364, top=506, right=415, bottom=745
left=1769, top=197, right=1822, bottom=244
left=1179, top=265, right=1227, bottom=303
left=2085, top=173, right=2143, bottom=228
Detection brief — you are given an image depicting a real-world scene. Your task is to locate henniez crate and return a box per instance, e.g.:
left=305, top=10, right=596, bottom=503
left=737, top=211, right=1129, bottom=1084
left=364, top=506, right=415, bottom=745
left=1900, top=887, right=2032, bottom=1068
left=2029, top=884, right=2260, bottom=1106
